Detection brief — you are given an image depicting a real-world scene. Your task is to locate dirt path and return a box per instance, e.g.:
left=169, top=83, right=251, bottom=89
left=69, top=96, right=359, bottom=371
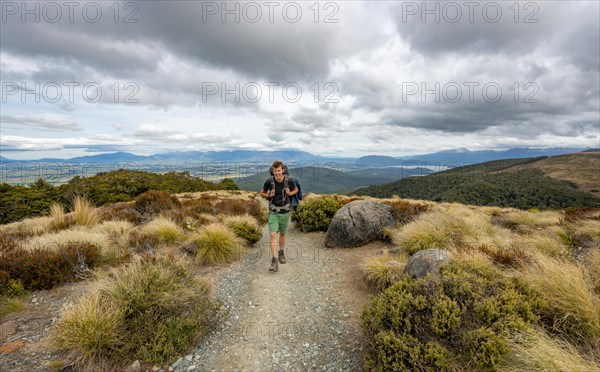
left=173, top=219, right=375, bottom=371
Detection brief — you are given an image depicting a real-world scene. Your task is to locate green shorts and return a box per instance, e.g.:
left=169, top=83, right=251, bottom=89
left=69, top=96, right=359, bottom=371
left=268, top=212, right=290, bottom=233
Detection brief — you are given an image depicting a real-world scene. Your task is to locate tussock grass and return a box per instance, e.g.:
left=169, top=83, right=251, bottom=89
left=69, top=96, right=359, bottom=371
left=222, top=214, right=259, bottom=229
left=522, top=253, right=600, bottom=345
left=502, top=328, right=599, bottom=372
left=140, top=217, right=184, bottom=244
left=494, top=210, right=561, bottom=230
left=586, top=248, right=600, bottom=295
left=26, top=228, right=109, bottom=253
left=0, top=216, right=53, bottom=239
left=49, top=203, right=72, bottom=231
left=72, top=196, right=99, bottom=227
left=51, top=288, right=123, bottom=364
left=511, top=231, right=569, bottom=258
left=52, top=255, right=218, bottom=366
left=91, top=221, right=133, bottom=263
left=193, top=223, right=241, bottom=264
left=0, top=297, right=27, bottom=318
left=361, top=252, right=409, bottom=290
left=571, top=220, right=600, bottom=245
left=395, top=211, right=484, bottom=254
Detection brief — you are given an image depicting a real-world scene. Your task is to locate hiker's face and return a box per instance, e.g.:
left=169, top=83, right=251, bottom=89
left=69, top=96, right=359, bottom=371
left=273, top=166, right=283, bottom=178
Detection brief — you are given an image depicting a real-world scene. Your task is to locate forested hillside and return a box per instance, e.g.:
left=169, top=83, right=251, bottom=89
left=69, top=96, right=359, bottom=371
left=352, top=156, right=600, bottom=210
left=0, top=170, right=237, bottom=224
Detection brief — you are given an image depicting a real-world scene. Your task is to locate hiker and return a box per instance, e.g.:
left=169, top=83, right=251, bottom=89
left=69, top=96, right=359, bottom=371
left=260, top=160, right=298, bottom=272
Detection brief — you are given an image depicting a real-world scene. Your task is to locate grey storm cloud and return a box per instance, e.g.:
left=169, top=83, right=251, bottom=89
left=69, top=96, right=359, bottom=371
left=391, top=1, right=596, bottom=59
left=1, top=114, right=81, bottom=131
left=0, top=1, right=376, bottom=82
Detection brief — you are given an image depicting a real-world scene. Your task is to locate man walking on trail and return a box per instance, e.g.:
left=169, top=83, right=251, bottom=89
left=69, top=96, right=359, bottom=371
left=260, top=160, right=298, bottom=272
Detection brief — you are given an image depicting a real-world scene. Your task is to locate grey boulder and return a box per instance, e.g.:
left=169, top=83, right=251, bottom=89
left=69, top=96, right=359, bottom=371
left=324, top=200, right=396, bottom=248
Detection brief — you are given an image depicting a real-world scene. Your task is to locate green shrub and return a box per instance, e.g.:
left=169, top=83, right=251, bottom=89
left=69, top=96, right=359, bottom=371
left=291, top=196, right=342, bottom=232
left=0, top=278, right=26, bottom=297
left=51, top=255, right=220, bottom=366
left=362, top=262, right=546, bottom=370
left=230, top=221, right=262, bottom=244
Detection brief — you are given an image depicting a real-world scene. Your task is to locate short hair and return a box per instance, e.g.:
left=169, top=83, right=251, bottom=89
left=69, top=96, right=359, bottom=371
left=272, top=160, right=284, bottom=169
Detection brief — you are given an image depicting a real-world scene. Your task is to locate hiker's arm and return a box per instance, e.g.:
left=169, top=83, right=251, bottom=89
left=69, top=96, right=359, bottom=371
left=285, top=187, right=298, bottom=196
left=260, top=188, right=274, bottom=198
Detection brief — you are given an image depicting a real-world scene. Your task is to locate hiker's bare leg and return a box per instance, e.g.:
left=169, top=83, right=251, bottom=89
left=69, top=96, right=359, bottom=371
left=279, top=233, right=286, bottom=250
left=270, top=232, right=279, bottom=257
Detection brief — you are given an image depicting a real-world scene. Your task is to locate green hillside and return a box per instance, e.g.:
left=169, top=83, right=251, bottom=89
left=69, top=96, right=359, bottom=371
left=352, top=156, right=600, bottom=210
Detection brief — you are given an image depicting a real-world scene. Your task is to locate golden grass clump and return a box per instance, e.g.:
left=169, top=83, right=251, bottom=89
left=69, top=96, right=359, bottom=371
left=361, top=252, right=409, bottom=290
left=522, top=253, right=600, bottom=345
left=140, top=217, right=184, bottom=244
left=192, top=223, right=242, bottom=264
left=51, top=255, right=218, bottom=367
left=494, top=210, right=561, bottom=231
left=72, top=196, right=99, bottom=227
left=222, top=214, right=260, bottom=229
left=0, top=216, right=54, bottom=238
left=49, top=203, right=73, bottom=231
left=26, top=228, right=109, bottom=254
left=586, top=248, right=600, bottom=296
left=395, top=210, right=485, bottom=254
left=91, top=221, right=134, bottom=262
left=502, top=328, right=599, bottom=372
left=51, top=288, right=123, bottom=364
left=511, top=230, right=569, bottom=258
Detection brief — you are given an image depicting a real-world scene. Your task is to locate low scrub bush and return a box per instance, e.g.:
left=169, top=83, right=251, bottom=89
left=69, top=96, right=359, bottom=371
left=134, top=190, right=181, bottom=216
left=362, top=262, right=546, bottom=370
left=361, top=252, right=408, bottom=291
left=0, top=278, right=26, bottom=297
left=51, top=255, right=219, bottom=366
left=100, top=203, right=145, bottom=225
left=192, top=223, right=241, bottom=265
left=291, top=196, right=342, bottom=232
left=385, top=200, right=431, bottom=224
left=0, top=242, right=102, bottom=290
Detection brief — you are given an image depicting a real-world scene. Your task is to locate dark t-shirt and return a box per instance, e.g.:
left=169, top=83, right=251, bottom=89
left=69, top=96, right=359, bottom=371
left=262, top=176, right=297, bottom=207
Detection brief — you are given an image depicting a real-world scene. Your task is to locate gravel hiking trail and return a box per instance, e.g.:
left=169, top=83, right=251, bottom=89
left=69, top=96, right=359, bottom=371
left=173, top=216, right=374, bottom=372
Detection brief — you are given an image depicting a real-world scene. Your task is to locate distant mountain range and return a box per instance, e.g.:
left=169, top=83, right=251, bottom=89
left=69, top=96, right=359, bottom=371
left=354, top=147, right=589, bottom=167
left=0, top=147, right=591, bottom=166
left=0, top=150, right=326, bottom=164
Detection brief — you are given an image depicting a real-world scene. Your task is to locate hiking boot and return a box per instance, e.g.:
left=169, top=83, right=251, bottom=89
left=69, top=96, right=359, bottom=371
left=269, top=257, right=278, bottom=272
left=278, top=250, right=286, bottom=264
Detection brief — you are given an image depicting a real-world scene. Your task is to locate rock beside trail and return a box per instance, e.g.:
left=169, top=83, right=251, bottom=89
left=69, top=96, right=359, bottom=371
left=403, top=249, right=452, bottom=278
left=325, top=201, right=396, bottom=248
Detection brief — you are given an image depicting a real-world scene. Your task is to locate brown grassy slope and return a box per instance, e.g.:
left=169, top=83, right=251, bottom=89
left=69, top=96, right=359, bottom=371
left=501, top=152, right=600, bottom=195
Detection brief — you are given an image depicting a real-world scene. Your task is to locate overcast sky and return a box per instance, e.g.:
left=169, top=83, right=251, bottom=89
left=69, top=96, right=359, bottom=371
left=1, top=0, right=599, bottom=159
